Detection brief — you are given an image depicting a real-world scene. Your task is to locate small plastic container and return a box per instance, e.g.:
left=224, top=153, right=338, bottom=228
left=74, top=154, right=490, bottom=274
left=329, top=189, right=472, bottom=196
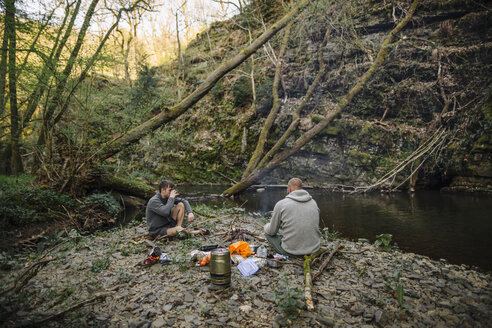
left=256, top=245, right=267, bottom=258
left=237, top=258, right=259, bottom=276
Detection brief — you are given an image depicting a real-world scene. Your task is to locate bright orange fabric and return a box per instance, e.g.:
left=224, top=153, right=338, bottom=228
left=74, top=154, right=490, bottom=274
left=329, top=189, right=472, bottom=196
left=198, top=253, right=211, bottom=266
left=228, top=241, right=254, bottom=258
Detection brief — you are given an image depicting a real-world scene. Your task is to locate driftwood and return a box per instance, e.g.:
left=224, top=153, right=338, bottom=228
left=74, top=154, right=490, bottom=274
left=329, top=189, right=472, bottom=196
left=0, top=258, right=55, bottom=296
left=303, top=255, right=315, bottom=311
left=302, top=247, right=327, bottom=312
left=191, top=213, right=236, bottom=229
left=33, top=291, right=115, bottom=325
left=313, top=243, right=343, bottom=281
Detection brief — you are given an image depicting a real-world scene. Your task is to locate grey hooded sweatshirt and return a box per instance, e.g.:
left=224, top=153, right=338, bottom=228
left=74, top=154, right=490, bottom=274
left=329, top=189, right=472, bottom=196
left=264, top=189, right=321, bottom=255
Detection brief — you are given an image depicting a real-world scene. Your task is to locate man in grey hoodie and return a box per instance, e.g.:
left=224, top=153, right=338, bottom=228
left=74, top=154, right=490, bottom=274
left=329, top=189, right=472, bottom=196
left=264, top=178, right=321, bottom=257
left=146, top=180, right=195, bottom=237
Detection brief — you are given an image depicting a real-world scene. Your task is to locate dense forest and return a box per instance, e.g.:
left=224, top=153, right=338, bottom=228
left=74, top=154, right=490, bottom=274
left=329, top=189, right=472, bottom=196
left=0, top=0, right=491, bottom=241
left=0, top=1, right=491, bottom=327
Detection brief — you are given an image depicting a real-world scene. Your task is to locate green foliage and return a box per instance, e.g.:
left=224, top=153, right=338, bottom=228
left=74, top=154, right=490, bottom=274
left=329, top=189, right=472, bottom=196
left=0, top=174, right=75, bottom=227
left=274, top=273, right=304, bottom=319
left=255, top=78, right=274, bottom=116
left=172, top=254, right=191, bottom=272
left=52, top=287, right=74, bottom=307
left=374, top=233, right=393, bottom=251
left=130, top=65, right=160, bottom=108
left=231, top=76, right=253, bottom=107
left=383, top=269, right=406, bottom=308
left=115, top=268, right=133, bottom=283
left=84, top=192, right=121, bottom=216
left=210, top=80, right=225, bottom=100
left=180, top=235, right=203, bottom=250
left=321, top=226, right=340, bottom=241
left=90, top=258, right=110, bottom=273
left=120, top=242, right=143, bottom=256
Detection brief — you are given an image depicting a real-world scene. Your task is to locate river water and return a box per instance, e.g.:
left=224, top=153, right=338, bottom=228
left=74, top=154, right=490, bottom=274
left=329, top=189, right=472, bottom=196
left=178, top=185, right=492, bottom=272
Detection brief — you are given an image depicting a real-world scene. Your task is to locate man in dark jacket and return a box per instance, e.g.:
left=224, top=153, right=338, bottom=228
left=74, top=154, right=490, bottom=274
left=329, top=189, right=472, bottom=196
left=146, top=180, right=195, bottom=237
left=264, top=178, right=321, bottom=257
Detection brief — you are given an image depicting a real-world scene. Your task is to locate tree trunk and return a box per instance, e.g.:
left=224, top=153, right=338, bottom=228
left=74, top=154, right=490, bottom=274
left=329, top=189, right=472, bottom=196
left=222, top=0, right=420, bottom=197
left=6, top=0, right=22, bottom=174
left=0, top=10, right=9, bottom=126
left=176, top=11, right=182, bottom=99
left=17, top=4, right=59, bottom=81
left=21, top=0, right=82, bottom=129
left=53, top=8, right=126, bottom=125
left=37, top=0, right=99, bottom=146
left=99, top=0, right=311, bottom=159
left=99, top=174, right=155, bottom=199
left=303, top=255, right=314, bottom=311
left=242, top=21, right=292, bottom=179
left=256, top=27, right=330, bottom=171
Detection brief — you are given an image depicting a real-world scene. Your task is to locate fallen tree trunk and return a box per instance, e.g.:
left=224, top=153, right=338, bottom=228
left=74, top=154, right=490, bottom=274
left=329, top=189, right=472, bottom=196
left=222, top=0, right=420, bottom=197
left=242, top=21, right=292, bottom=179
left=99, top=174, right=155, bottom=199
left=303, top=255, right=314, bottom=311
left=99, top=0, right=311, bottom=160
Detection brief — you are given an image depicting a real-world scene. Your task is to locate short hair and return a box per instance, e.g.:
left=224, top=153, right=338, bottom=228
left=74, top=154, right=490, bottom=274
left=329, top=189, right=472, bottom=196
left=159, top=179, right=174, bottom=192
left=288, top=178, right=302, bottom=190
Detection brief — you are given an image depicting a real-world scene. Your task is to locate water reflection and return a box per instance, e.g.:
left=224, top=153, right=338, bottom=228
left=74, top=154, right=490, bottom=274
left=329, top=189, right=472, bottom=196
left=179, top=186, right=492, bottom=271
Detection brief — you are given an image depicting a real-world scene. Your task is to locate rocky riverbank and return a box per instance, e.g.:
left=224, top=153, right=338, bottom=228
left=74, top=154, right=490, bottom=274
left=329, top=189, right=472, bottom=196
left=1, top=207, right=491, bottom=327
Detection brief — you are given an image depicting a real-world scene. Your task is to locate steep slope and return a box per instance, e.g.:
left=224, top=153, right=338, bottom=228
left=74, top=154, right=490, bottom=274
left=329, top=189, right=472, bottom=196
left=130, top=0, right=492, bottom=191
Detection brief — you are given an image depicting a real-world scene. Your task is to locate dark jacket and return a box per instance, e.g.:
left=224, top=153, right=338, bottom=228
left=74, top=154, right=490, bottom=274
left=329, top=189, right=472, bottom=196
left=146, top=193, right=192, bottom=237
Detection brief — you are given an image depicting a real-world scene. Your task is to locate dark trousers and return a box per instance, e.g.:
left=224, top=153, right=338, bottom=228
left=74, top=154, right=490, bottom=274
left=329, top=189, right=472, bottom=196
left=264, top=233, right=304, bottom=259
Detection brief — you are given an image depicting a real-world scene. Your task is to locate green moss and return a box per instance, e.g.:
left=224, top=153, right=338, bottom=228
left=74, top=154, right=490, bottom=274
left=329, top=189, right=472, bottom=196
left=325, top=126, right=341, bottom=136
left=346, top=149, right=375, bottom=168
left=482, top=94, right=492, bottom=121
left=311, top=114, right=323, bottom=124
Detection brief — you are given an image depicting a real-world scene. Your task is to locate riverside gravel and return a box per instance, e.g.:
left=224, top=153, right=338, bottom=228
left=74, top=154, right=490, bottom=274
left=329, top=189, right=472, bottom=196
left=0, top=210, right=491, bottom=327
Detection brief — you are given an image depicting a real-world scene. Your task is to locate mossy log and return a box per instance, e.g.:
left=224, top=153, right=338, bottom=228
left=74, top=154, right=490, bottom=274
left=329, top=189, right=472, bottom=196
left=223, top=0, right=420, bottom=197
left=303, top=248, right=326, bottom=312
left=242, top=21, right=293, bottom=179
left=99, top=174, right=155, bottom=200
left=99, top=0, right=311, bottom=159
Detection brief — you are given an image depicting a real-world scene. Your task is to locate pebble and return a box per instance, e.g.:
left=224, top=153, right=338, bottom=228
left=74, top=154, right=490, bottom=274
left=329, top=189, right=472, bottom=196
left=1, top=214, right=489, bottom=328
left=184, top=293, right=194, bottom=303
left=151, top=317, right=166, bottom=328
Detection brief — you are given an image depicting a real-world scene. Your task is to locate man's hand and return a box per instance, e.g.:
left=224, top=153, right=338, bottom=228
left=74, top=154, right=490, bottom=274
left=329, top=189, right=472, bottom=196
left=175, top=226, right=185, bottom=233
left=170, top=189, right=178, bottom=198
left=188, top=212, right=195, bottom=223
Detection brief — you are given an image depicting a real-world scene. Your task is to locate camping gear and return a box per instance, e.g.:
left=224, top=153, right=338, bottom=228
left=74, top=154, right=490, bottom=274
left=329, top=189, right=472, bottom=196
left=201, top=244, right=219, bottom=251
left=249, top=244, right=258, bottom=253
left=237, top=258, right=259, bottom=277
left=159, top=253, right=172, bottom=265
left=256, top=245, right=267, bottom=258
left=231, top=255, right=245, bottom=265
left=228, top=241, right=254, bottom=258
left=210, top=248, right=231, bottom=286
left=225, top=227, right=255, bottom=241
left=139, top=246, right=162, bottom=267
left=273, top=254, right=289, bottom=260
left=198, top=253, right=211, bottom=266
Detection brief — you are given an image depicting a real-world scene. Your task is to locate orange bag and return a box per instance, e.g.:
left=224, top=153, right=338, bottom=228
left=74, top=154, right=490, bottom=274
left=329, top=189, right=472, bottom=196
left=198, top=253, right=211, bottom=266
left=228, top=241, right=254, bottom=258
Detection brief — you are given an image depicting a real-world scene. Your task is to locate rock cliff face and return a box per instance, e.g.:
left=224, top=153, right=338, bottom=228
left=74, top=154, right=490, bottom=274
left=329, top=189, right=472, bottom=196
left=154, top=0, right=491, bottom=192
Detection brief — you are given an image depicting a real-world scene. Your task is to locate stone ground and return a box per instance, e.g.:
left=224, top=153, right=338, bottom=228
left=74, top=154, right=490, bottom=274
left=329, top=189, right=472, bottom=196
left=0, top=208, right=491, bottom=327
